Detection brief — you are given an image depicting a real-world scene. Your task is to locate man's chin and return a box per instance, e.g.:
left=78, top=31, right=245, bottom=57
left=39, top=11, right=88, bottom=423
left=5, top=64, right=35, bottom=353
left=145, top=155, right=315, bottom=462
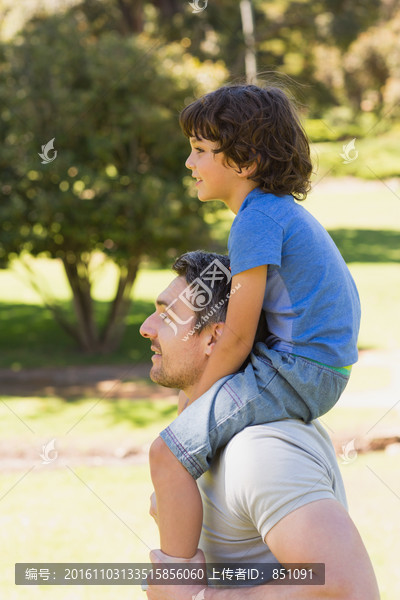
left=149, top=367, right=176, bottom=389
left=149, top=367, right=161, bottom=384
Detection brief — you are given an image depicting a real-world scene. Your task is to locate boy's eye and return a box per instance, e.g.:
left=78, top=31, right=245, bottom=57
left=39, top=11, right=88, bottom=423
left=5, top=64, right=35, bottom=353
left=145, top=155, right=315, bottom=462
left=194, top=147, right=204, bottom=153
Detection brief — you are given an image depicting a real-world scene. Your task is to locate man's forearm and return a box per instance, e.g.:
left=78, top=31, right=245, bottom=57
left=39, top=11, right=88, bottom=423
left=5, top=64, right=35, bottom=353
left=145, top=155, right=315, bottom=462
left=206, top=581, right=341, bottom=600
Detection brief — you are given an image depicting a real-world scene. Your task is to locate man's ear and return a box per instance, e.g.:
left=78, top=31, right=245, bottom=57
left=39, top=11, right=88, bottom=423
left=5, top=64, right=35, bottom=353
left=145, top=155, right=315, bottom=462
left=204, top=323, right=224, bottom=356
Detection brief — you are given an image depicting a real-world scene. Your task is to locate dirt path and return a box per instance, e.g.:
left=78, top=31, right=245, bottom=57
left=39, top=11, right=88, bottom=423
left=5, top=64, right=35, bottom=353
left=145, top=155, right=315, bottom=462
left=0, top=362, right=174, bottom=399
left=1, top=349, right=399, bottom=402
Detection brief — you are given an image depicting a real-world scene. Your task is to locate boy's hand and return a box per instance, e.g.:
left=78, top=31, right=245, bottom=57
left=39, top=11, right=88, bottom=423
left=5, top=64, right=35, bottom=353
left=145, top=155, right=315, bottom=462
left=187, top=266, right=267, bottom=404
left=146, top=548, right=207, bottom=600
left=150, top=547, right=206, bottom=564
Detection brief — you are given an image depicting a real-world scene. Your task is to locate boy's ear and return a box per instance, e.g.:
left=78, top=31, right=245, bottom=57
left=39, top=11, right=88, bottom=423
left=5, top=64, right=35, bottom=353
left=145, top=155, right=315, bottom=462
left=236, top=160, right=258, bottom=179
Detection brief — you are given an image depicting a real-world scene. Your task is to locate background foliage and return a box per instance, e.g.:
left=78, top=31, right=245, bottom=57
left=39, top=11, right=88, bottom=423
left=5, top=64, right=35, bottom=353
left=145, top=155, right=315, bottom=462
left=0, top=4, right=226, bottom=352
left=0, top=0, right=399, bottom=355
left=0, top=4, right=399, bottom=599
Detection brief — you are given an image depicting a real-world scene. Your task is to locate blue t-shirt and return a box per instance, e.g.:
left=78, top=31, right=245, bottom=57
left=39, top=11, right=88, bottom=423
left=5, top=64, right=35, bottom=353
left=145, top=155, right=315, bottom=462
left=228, top=188, right=361, bottom=367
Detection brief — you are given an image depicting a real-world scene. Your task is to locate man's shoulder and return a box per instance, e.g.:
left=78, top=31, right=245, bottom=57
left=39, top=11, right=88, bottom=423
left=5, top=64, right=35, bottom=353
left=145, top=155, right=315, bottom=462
left=221, top=421, right=346, bottom=530
left=200, top=420, right=347, bottom=548
left=224, top=419, right=332, bottom=455
left=219, top=420, right=338, bottom=484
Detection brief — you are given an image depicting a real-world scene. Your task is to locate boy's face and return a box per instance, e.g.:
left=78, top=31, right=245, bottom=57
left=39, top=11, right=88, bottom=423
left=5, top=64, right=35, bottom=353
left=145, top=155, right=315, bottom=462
left=185, top=136, right=246, bottom=206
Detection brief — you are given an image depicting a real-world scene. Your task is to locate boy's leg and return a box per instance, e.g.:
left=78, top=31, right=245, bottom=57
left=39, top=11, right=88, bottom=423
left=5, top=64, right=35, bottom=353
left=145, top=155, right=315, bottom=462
left=160, top=347, right=349, bottom=479
left=149, top=366, right=277, bottom=559
left=151, top=348, right=349, bottom=559
left=149, top=436, right=203, bottom=558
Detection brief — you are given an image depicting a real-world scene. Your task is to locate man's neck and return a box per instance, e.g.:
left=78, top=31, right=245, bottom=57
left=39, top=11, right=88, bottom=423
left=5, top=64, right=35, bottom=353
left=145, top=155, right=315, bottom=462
left=178, top=388, right=192, bottom=413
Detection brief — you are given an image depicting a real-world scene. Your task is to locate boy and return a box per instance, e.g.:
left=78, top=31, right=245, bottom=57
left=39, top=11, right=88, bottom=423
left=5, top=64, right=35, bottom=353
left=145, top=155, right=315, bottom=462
left=149, top=84, right=360, bottom=561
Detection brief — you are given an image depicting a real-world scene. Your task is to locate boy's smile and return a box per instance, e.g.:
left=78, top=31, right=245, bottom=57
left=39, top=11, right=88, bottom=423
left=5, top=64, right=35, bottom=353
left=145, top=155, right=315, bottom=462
left=185, top=137, right=257, bottom=213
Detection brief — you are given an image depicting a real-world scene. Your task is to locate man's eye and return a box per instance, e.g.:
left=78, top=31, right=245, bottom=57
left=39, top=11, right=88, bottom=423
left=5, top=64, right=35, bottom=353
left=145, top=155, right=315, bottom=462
left=194, top=147, right=203, bottom=153
left=160, top=312, right=171, bottom=323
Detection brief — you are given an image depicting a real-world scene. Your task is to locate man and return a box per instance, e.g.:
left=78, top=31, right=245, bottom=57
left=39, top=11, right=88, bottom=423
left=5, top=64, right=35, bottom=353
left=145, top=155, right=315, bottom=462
left=140, top=250, right=380, bottom=600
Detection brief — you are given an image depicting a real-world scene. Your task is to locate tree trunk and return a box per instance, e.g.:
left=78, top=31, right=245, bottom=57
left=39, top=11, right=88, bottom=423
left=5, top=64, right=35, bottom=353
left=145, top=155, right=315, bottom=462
left=100, top=255, right=140, bottom=353
left=240, top=0, right=257, bottom=84
left=117, top=0, right=144, bottom=34
left=152, top=0, right=181, bottom=19
left=16, top=257, right=84, bottom=348
left=61, top=256, right=99, bottom=353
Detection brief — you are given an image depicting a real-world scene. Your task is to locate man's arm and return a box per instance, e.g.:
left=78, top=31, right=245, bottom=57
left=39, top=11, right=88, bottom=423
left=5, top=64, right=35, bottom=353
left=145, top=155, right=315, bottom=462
left=205, top=499, right=380, bottom=600
left=147, top=499, right=380, bottom=600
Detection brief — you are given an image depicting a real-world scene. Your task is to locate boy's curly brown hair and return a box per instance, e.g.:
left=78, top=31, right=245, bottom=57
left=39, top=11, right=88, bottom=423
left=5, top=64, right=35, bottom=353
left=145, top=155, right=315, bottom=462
left=179, top=84, right=312, bottom=201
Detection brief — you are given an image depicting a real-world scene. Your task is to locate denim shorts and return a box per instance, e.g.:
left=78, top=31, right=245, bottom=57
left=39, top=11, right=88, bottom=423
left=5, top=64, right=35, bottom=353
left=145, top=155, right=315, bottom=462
left=160, top=344, right=350, bottom=479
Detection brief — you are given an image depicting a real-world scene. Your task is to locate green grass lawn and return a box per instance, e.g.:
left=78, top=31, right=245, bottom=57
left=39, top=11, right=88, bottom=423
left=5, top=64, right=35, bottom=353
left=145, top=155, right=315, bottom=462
left=0, top=394, right=173, bottom=599
left=310, top=124, right=400, bottom=179
left=0, top=463, right=157, bottom=600
left=0, top=395, right=178, bottom=455
left=0, top=448, right=398, bottom=599
left=0, top=266, right=176, bottom=369
left=339, top=451, right=400, bottom=600
left=1, top=394, right=399, bottom=599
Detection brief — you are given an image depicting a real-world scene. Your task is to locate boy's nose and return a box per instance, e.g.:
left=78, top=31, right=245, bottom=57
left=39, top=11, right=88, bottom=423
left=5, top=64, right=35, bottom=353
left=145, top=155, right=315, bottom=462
left=185, top=153, right=194, bottom=170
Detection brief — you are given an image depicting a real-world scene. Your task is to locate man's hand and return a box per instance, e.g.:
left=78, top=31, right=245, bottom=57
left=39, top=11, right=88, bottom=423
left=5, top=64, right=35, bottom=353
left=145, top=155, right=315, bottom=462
left=149, top=492, right=158, bottom=525
left=146, top=582, right=206, bottom=600
left=146, top=548, right=207, bottom=600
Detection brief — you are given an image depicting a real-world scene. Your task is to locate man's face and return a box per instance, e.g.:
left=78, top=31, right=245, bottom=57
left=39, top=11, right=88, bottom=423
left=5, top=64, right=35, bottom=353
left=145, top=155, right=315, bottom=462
left=139, top=276, right=208, bottom=391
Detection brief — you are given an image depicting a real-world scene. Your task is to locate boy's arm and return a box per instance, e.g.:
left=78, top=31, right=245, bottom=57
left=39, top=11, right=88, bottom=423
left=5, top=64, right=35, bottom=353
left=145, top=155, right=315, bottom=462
left=188, top=265, right=267, bottom=403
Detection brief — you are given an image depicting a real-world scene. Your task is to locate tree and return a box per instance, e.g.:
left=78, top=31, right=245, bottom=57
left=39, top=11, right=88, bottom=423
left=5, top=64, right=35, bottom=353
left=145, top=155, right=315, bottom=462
left=343, top=6, right=400, bottom=116
left=0, top=8, right=227, bottom=354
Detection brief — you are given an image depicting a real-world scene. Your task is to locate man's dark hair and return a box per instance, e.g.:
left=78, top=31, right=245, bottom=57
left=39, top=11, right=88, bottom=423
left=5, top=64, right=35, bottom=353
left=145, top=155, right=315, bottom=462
left=172, top=250, right=231, bottom=334
left=180, top=84, right=312, bottom=201
left=172, top=250, right=269, bottom=350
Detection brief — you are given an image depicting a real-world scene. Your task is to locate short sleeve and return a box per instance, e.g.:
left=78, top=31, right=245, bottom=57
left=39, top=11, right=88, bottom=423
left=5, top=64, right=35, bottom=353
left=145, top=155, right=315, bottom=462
left=224, top=426, right=338, bottom=542
left=228, top=208, right=283, bottom=276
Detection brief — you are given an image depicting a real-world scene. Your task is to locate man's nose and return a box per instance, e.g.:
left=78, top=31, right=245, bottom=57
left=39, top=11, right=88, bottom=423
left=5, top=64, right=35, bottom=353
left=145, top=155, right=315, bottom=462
left=139, top=314, right=157, bottom=339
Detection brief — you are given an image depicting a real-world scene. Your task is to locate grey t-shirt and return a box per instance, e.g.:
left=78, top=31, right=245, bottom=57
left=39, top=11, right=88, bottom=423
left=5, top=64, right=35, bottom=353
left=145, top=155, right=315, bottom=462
left=198, top=420, right=347, bottom=564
